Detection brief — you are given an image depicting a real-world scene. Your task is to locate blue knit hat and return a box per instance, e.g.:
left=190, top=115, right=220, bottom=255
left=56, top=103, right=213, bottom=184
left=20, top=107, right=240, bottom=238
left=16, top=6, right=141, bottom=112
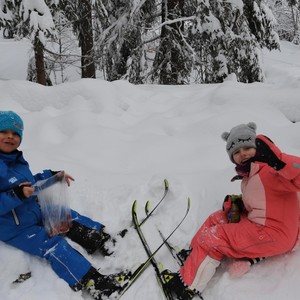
left=0, top=111, right=24, bottom=142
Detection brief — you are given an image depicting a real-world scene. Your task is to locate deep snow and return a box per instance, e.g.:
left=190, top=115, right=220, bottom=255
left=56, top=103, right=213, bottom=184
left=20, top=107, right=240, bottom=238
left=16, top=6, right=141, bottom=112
left=0, top=35, right=300, bottom=300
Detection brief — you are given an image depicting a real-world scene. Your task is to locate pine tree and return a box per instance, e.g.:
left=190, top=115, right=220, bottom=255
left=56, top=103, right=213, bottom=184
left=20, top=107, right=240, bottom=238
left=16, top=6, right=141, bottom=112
left=44, top=7, right=79, bottom=84
left=78, top=0, right=95, bottom=78
left=286, top=0, right=300, bottom=44
left=0, top=0, right=26, bottom=39
left=151, top=0, right=190, bottom=84
left=185, top=0, right=279, bottom=83
left=0, top=0, right=283, bottom=85
left=266, top=0, right=300, bottom=43
left=93, top=0, right=153, bottom=83
left=59, top=0, right=96, bottom=79
left=0, top=0, right=55, bottom=85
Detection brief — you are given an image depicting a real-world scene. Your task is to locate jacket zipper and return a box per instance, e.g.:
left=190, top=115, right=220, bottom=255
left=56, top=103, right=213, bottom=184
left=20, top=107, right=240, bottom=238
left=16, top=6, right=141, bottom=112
left=12, top=209, right=20, bottom=225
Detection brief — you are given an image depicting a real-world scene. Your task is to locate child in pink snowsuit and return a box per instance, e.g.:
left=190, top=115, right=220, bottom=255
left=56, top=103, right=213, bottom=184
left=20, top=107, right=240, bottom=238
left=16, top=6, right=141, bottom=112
left=166, top=122, right=300, bottom=299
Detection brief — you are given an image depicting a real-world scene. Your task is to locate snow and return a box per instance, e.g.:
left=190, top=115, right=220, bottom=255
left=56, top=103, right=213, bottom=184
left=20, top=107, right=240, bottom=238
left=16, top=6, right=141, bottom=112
left=0, top=34, right=300, bottom=300
left=22, top=0, right=55, bottom=30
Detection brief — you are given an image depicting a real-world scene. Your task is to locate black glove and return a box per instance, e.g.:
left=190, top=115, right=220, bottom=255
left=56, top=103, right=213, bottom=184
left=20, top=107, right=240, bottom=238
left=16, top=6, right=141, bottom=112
left=13, top=185, right=28, bottom=200
left=51, top=170, right=64, bottom=181
left=51, top=170, right=62, bottom=176
left=255, top=135, right=286, bottom=171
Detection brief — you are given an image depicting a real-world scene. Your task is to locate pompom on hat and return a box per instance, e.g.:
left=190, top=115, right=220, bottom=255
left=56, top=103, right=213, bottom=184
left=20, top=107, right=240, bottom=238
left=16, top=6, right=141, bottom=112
left=221, top=122, right=257, bottom=162
left=0, top=111, right=24, bottom=142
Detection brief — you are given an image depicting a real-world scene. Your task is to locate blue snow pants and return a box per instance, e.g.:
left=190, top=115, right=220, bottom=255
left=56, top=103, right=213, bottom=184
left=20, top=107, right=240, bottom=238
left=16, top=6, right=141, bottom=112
left=6, top=210, right=103, bottom=287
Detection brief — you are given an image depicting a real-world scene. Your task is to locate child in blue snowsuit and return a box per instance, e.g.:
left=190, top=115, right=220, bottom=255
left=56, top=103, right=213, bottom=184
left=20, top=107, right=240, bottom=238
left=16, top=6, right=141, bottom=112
left=0, top=111, right=122, bottom=299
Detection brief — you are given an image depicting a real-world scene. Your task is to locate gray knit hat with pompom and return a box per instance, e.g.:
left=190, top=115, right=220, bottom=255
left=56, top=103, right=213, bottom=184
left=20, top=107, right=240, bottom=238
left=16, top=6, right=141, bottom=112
left=221, top=122, right=257, bottom=162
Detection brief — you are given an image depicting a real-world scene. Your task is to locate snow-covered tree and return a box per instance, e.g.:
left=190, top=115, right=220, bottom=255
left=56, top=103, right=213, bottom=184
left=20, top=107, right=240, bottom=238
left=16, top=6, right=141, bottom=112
left=59, top=0, right=96, bottom=78
left=289, top=0, right=300, bottom=44
left=0, top=0, right=28, bottom=38
left=284, top=0, right=299, bottom=43
left=93, top=0, right=155, bottom=83
left=23, top=0, right=56, bottom=85
left=40, top=5, right=80, bottom=84
left=0, top=0, right=56, bottom=85
left=96, top=0, right=279, bottom=84
left=266, top=0, right=300, bottom=44
left=184, top=0, right=279, bottom=83
left=151, top=0, right=190, bottom=84
left=0, top=0, right=282, bottom=85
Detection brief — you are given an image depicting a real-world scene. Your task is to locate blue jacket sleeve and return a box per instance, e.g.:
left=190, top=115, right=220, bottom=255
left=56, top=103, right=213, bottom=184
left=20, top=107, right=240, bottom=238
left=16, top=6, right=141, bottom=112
left=33, top=169, right=53, bottom=182
left=0, top=170, right=53, bottom=216
left=0, top=189, right=23, bottom=216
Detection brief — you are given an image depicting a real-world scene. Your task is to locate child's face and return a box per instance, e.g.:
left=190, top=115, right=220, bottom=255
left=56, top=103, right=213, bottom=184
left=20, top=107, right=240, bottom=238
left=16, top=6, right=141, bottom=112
left=0, top=130, right=21, bottom=153
left=233, top=147, right=256, bottom=165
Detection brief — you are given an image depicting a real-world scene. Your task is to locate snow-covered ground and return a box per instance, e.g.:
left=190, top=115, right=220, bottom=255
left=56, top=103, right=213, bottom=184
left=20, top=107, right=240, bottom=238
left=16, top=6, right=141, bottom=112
left=0, top=35, right=300, bottom=300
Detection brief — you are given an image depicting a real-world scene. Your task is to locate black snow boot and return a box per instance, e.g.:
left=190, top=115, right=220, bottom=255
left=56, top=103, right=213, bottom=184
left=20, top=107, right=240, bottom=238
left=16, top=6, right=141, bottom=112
left=80, top=267, right=123, bottom=300
left=162, top=269, right=201, bottom=300
left=177, top=248, right=192, bottom=264
left=66, top=221, right=113, bottom=256
left=97, top=230, right=114, bottom=256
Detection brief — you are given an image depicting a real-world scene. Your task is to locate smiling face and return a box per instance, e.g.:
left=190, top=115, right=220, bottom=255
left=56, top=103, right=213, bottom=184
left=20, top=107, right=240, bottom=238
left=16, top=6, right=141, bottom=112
left=232, top=146, right=256, bottom=165
left=0, top=130, right=21, bottom=153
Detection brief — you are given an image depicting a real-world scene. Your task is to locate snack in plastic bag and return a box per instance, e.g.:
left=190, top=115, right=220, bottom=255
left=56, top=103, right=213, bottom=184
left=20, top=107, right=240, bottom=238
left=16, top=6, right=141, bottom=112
left=33, top=171, right=72, bottom=236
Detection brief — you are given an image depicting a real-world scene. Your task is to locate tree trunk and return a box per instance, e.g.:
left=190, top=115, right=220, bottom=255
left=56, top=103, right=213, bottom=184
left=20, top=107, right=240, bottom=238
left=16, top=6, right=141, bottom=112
left=34, top=35, right=47, bottom=85
left=157, top=0, right=184, bottom=84
left=79, top=0, right=96, bottom=78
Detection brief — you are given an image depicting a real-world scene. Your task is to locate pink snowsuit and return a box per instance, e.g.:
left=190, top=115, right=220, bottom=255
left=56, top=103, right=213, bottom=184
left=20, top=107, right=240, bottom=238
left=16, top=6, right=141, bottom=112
left=180, top=135, right=300, bottom=292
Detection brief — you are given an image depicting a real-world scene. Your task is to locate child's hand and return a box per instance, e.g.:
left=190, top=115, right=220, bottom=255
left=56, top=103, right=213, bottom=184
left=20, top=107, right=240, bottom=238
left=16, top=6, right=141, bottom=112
left=14, top=182, right=34, bottom=199
left=223, top=194, right=244, bottom=223
left=22, top=185, right=35, bottom=198
left=222, top=195, right=232, bottom=213
left=63, top=172, right=75, bottom=187
left=54, top=171, right=75, bottom=186
left=255, top=135, right=286, bottom=170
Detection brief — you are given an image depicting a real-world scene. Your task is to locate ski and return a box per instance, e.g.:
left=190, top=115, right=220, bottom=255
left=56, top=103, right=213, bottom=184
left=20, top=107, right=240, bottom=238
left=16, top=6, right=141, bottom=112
left=118, top=198, right=191, bottom=299
left=157, top=229, right=186, bottom=267
left=140, top=179, right=169, bottom=226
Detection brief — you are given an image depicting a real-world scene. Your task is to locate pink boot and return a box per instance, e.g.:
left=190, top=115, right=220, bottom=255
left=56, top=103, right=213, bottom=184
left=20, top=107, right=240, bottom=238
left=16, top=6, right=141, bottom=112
left=228, top=260, right=251, bottom=278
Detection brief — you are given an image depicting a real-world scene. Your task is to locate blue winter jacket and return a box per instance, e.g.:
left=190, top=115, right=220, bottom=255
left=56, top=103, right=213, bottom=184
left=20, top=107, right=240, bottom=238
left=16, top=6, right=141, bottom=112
left=0, top=150, right=52, bottom=241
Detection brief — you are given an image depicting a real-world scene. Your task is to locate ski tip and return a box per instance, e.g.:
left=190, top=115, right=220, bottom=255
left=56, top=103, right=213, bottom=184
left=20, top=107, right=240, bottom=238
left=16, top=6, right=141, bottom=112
left=164, top=179, right=169, bottom=190
left=187, top=197, right=191, bottom=208
left=132, top=200, right=138, bottom=212
left=145, top=200, right=151, bottom=215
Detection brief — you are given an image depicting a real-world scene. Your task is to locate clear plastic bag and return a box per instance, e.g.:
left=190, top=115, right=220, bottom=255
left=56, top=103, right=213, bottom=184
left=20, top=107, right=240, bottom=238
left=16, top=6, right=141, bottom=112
left=33, top=171, right=72, bottom=236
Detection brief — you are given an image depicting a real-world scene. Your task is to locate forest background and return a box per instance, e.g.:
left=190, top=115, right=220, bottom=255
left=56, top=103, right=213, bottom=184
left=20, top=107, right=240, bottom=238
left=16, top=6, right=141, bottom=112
left=0, top=0, right=299, bottom=86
